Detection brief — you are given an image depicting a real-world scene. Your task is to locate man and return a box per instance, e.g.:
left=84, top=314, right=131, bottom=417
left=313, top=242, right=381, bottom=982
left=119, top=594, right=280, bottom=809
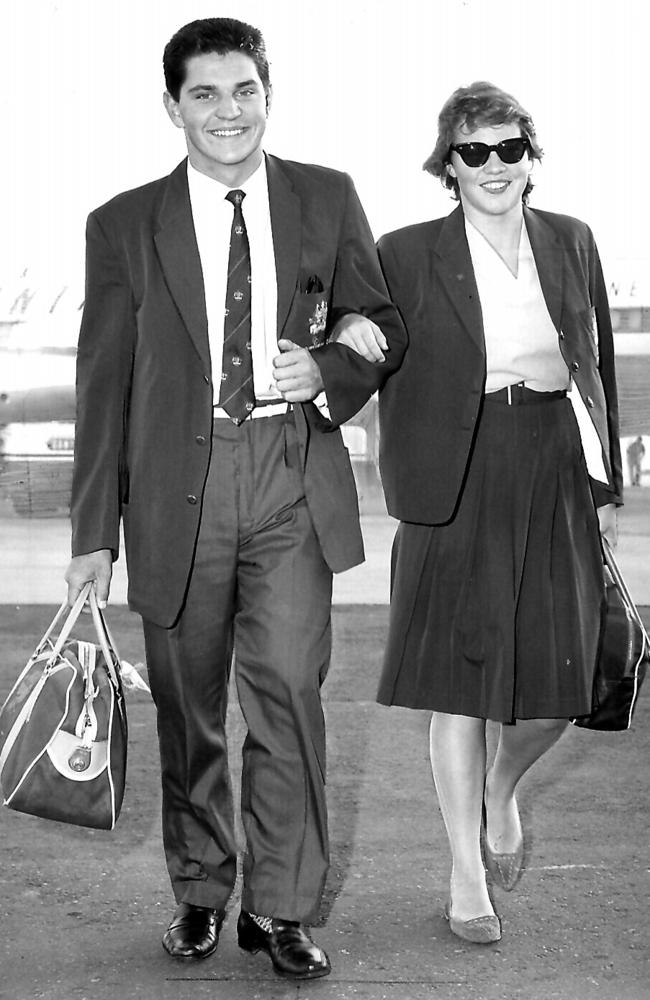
left=65, top=17, right=405, bottom=981
left=626, top=436, right=645, bottom=486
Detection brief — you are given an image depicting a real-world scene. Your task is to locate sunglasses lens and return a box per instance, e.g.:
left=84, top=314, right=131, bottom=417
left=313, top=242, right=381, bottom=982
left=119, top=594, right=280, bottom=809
left=456, top=144, right=489, bottom=167
left=498, top=138, right=528, bottom=163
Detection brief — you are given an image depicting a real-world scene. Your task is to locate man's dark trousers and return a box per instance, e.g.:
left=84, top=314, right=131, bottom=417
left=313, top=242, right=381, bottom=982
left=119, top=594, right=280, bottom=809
left=143, top=411, right=333, bottom=924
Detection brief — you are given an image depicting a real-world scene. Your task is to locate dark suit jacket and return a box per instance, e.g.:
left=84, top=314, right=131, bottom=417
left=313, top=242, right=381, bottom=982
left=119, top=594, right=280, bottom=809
left=71, top=155, right=406, bottom=626
left=377, top=204, right=622, bottom=524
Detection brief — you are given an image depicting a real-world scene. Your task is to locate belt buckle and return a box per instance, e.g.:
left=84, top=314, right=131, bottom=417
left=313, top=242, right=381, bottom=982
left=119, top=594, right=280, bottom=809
left=507, top=381, right=526, bottom=405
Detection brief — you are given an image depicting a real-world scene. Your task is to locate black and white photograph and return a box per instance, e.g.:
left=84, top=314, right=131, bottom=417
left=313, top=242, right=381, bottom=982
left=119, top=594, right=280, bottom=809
left=0, top=2, right=648, bottom=998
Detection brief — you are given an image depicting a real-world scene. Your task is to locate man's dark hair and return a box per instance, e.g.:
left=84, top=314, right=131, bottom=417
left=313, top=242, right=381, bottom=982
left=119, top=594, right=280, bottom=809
left=423, top=81, right=543, bottom=204
left=163, top=17, right=271, bottom=101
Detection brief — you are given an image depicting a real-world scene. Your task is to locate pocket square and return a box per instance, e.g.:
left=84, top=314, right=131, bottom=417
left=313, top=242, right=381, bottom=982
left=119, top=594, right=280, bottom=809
left=301, top=274, right=324, bottom=294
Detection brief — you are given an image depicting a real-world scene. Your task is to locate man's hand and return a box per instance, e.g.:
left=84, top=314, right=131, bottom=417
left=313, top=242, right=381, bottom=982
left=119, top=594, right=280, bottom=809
left=65, top=549, right=113, bottom=608
left=272, top=340, right=324, bottom=401
left=331, top=314, right=388, bottom=363
left=598, top=503, right=618, bottom=549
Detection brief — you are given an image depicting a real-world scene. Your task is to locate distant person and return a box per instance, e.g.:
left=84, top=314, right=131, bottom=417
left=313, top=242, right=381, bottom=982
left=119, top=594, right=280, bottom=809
left=373, top=82, right=622, bottom=944
left=64, top=16, right=405, bottom=978
left=626, top=436, right=645, bottom=486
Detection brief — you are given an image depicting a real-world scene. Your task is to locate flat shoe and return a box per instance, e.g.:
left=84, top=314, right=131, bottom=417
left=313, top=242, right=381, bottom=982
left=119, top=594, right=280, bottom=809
left=444, top=902, right=501, bottom=944
left=237, top=910, right=331, bottom=979
left=482, top=822, right=525, bottom=892
left=162, top=902, right=224, bottom=959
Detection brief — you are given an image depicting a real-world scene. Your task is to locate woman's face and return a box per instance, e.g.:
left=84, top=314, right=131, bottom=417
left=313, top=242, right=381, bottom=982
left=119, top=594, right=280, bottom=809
left=447, top=121, right=532, bottom=225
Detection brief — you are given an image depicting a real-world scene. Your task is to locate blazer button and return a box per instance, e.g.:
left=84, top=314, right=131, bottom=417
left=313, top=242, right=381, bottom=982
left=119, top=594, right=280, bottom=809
left=186, top=494, right=198, bottom=505
left=203, top=374, right=210, bottom=384
left=195, top=435, right=206, bottom=445
left=571, top=361, right=580, bottom=371
left=586, top=395, right=595, bottom=408
left=559, top=331, right=566, bottom=340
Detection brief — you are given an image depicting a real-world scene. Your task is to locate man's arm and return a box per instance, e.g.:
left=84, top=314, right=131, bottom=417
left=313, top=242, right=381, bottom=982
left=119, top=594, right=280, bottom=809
left=271, top=315, right=388, bottom=403
left=66, top=208, right=136, bottom=602
left=304, top=175, right=407, bottom=425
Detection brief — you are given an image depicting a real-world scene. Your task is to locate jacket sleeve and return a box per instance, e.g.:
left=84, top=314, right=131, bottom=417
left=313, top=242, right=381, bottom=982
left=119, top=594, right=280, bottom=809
left=70, top=210, right=135, bottom=560
left=589, top=232, right=623, bottom=506
left=309, top=175, right=407, bottom=427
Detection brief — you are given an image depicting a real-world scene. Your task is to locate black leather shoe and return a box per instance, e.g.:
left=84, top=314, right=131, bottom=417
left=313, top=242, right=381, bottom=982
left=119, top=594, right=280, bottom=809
left=237, top=910, right=331, bottom=979
left=162, top=902, right=224, bottom=959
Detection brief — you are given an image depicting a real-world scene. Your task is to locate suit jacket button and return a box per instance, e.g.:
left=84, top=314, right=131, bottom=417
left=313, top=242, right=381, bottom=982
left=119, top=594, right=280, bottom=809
left=571, top=361, right=580, bottom=371
left=204, top=374, right=210, bottom=384
left=586, top=395, right=595, bottom=407
left=559, top=331, right=566, bottom=340
left=195, top=435, right=206, bottom=445
left=186, top=494, right=198, bottom=505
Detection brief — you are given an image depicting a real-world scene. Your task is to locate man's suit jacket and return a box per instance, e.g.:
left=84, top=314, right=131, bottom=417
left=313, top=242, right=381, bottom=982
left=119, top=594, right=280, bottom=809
left=377, top=204, right=623, bottom=525
left=71, top=155, right=406, bottom=626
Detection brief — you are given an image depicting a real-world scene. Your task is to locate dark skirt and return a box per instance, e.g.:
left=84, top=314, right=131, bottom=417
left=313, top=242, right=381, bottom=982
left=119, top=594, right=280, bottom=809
left=377, top=395, right=605, bottom=722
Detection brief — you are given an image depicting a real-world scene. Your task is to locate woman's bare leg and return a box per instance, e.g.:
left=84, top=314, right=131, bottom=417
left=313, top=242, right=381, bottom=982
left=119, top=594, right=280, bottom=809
left=485, top=718, right=568, bottom=852
left=429, top=712, right=494, bottom=921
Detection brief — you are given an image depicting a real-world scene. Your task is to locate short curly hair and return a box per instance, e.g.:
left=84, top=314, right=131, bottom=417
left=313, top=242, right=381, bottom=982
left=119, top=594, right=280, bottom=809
left=423, top=81, right=543, bottom=203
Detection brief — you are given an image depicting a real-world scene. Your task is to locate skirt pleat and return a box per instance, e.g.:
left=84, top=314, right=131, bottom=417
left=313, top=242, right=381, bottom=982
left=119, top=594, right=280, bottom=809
left=378, top=396, right=605, bottom=722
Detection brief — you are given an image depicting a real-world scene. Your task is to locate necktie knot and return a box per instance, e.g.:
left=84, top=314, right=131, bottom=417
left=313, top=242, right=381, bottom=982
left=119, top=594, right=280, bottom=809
left=226, top=189, right=245, bottom=208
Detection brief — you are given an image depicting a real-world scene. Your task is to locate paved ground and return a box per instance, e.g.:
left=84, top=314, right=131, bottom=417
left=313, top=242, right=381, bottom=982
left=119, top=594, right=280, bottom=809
left=0, top=490, right=648, bottom=999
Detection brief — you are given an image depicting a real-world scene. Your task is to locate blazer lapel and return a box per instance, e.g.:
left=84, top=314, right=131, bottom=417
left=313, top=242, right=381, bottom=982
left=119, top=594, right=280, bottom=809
left=265, top=154, right=301, bottom=337
left=154, top=160, right=211, bottom=369
left=524, top=207, right=564, bottom=332
left=433, top=205, right=484, bottom=352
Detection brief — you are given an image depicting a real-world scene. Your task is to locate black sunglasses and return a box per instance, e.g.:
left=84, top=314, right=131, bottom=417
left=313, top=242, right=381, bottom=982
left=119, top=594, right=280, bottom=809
left=449, top=137, right=530, bottom=168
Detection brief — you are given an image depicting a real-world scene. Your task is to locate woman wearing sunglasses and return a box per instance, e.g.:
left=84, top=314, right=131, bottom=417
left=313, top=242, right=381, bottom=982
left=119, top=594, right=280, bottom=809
left=375, top=82, right=622, bottom=943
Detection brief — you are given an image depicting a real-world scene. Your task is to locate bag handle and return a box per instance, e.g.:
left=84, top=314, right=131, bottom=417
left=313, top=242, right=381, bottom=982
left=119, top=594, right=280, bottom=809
left=42, top=584, right=123, bottom=690
left=43, top=583, right=96, bottom=664
left=602, top=536, right=650, bottom=645
left=86, top=587, right=123, bottom=690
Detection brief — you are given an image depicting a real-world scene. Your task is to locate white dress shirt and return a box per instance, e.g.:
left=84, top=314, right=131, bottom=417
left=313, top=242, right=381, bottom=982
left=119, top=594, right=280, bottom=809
left=187, top=158, right=285, bottom=416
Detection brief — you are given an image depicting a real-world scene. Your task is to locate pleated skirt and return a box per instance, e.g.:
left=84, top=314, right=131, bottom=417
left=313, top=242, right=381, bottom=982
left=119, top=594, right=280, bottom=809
left=377, top=395, right=606, bottom=722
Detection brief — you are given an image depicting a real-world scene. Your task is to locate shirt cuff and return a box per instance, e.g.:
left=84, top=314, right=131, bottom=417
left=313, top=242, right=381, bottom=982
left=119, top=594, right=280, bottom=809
left=313, top=391, right=331, bottom=421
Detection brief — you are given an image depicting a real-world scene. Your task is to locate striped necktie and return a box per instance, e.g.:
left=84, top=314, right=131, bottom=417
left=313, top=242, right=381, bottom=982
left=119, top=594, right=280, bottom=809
left=219, top=189, right=254, bottom=423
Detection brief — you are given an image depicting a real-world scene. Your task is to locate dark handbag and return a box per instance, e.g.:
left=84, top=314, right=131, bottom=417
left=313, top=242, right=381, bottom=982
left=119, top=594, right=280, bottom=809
left=0, top=583, right=128, bottom=829
left=572, top=537, right=649, bottom=731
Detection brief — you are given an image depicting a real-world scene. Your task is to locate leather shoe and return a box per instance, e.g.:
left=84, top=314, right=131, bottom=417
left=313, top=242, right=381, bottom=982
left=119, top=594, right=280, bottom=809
left=162, top=902, right=224, bottom=959
left=237, top=910, right=331, bottom=979
left=444, top=902, right=501, bottom=944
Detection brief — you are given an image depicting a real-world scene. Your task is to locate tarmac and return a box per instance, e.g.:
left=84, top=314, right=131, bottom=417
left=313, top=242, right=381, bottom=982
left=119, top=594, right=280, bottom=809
left=0, top=491, right=649, bottom=1000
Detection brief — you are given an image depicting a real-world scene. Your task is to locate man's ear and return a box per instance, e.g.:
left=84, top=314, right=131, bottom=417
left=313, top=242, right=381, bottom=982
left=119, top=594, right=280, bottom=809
left=265, top=86, right=273, bottom=117
left=163, top=91, right=184, bottom=128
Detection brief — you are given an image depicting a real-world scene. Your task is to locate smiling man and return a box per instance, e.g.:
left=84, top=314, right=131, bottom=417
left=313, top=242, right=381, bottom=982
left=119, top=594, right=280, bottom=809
left=64, top=16, right=405, bottom=980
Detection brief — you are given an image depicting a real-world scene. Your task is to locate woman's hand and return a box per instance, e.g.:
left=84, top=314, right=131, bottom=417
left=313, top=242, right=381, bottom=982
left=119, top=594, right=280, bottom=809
left=331, top=314, right=388, bottom=363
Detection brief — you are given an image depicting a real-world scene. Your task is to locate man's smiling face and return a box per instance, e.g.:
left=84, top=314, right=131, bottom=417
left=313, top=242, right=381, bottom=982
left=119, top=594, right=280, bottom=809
left=164, top=50, right=269, bottom=185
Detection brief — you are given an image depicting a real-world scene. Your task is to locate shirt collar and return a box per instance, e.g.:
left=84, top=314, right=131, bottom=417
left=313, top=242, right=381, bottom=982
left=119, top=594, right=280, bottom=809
left=186, top=155, right=268, bottom=206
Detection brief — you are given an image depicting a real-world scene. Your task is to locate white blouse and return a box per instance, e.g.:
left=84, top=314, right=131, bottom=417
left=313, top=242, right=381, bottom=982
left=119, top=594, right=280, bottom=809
left=465, top=217, right=609, bottom=485
left=465, top=218, right=569, bottom=393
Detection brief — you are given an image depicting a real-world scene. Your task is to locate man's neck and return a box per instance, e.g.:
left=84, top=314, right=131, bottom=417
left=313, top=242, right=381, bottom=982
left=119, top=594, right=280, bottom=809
left=187, top=149, right=264, bottom=187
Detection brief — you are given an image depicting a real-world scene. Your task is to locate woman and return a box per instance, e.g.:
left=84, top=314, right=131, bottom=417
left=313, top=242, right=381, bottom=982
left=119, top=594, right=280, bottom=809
left=376, top=83, right=622, bottom=943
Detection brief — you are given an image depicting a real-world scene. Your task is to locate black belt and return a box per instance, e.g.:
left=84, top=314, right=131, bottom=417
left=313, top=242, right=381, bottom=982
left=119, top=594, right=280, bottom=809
left=485, top=383, right=567, bottom=406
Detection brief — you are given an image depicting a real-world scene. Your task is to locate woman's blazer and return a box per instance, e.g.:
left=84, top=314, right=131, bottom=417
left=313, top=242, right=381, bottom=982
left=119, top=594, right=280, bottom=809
left=377, top=204, right=623, bottom=525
